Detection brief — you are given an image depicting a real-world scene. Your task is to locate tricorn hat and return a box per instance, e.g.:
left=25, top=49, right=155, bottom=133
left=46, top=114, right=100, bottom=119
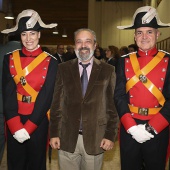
left=117, top=6, right=170, bottom=30
left=1, top=9, right=57, bottom=34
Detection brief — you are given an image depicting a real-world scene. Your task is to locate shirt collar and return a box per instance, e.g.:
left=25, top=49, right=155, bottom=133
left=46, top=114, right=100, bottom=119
left=78, top=56, right=94, bottom=66
left=138, top=47, right=158, bottom=57
left=22, top=45, right=42, bottom=57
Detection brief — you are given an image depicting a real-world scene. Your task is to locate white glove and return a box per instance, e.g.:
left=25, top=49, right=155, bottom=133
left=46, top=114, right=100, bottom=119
left=128, top=125, right=154, bottom=143
left=13, top=128, right=30, bottom=143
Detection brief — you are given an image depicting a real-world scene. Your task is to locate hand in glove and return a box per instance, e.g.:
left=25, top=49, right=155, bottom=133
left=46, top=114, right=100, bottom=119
left=13, top=128, right=30, bottom=143
left=128, top=125, right=154, bottom=143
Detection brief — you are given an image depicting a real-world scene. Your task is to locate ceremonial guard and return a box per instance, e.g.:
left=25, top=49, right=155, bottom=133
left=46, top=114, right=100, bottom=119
left=114, top=6, right=170, bottom=170
left=1, top=9, right=58, bottom=170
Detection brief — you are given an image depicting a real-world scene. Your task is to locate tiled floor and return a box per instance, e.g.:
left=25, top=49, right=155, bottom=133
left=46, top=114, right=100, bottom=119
left=46, top=140, right=121, bottom=170
left=0, top=140, right=169, bottom=170
left=0, top=140, right=121, bottom=170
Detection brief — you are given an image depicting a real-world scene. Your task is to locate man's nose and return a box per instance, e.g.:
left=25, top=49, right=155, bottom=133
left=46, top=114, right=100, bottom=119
left=81, top=41, right=87, bottom=47
left=142, top=33, right=147, bottom=39
left=26, top=34, right=30, bottom=41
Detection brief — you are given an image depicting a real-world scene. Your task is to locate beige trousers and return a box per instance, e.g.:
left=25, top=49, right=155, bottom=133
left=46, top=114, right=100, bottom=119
left=58, top=134, right=103, bottom=170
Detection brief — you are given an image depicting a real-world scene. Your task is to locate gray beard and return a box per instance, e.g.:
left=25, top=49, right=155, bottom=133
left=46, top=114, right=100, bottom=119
left=75, top=49, right=94, bottom=62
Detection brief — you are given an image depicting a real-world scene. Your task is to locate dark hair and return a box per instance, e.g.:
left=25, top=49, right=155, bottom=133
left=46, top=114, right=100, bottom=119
left=128, top=44, right=138, bottom=51
left=94, top=46, right=105, bottom=59
left=108, top=45, right=120, bottom=59
left=119, top=46, right=129, bottom=55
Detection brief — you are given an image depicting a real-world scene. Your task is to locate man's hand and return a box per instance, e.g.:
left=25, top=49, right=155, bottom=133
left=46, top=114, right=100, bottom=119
left=100, top=138, right=114, bottom=151
left=50, top=137, right=60, bottom=149
left=128, top=125, right=154, bottom=143
left=13, top=128, right=30, bottom=143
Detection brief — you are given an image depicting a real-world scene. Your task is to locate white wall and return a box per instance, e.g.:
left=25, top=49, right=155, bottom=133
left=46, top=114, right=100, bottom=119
left=157, top=0, right=170, bottom=41
left=88, top=0, right=142, bottom=48
left=88, top=0, right=170, bottom=49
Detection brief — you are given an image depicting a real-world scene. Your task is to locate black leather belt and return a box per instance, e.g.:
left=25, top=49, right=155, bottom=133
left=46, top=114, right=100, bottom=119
left=79, top=131, right=83, bottom=135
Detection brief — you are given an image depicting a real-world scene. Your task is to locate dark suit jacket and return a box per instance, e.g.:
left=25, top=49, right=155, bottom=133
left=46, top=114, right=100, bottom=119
left=53, top=53, right=65, bottom=63
left=107, top=58, right=117, bottom=67
left=50, top=57, right=118, bottom=155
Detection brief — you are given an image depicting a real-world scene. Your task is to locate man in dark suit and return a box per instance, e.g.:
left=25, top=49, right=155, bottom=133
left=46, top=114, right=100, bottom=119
left=53, top=44, right=65, bottom=63
left=62, top=45, right=76, bottom=61
left=50, top=28, right=118, bottom=170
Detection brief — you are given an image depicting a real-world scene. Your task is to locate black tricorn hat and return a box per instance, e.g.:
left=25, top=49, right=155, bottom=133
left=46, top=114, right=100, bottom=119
left=1, top=9, right=57, bottom=34
left=13, top=16, right=43, bottom=34
left=117, top=6, right=170, bottom=30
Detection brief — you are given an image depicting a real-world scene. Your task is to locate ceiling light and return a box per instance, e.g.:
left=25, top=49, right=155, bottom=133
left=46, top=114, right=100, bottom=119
left=53, top=27, right=59, bottom=34
left=5, top=12, right=14, bottom=19
left=62, top=29, right=67, bottom=37
left=4, top=2, right=14, bottom=20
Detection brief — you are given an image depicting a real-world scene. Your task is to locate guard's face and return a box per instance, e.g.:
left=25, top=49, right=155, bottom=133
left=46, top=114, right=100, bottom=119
left=74, top=30, right=96, bottom=63
left=21, top=30, right=40, bottom=51
left=134, top=27, right=159, bottom=52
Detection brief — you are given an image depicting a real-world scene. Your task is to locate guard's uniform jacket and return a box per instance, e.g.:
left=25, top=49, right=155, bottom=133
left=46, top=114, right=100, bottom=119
left=114, top=47, right=170, bottom=170
left=115, top=47, right=170, bottom=132
left=3, top=47, right=57, bottom=134
left=2, top=46, right=58, bottom=170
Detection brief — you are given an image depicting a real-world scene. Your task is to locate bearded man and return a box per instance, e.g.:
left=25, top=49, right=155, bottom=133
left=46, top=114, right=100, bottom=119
left=49, top=28, right=118, bottom=170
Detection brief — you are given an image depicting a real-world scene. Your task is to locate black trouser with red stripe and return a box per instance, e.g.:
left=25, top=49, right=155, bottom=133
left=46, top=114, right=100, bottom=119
left=7, top=116, right=49, bottom=170
left=119, top=119, right=169, bottom=170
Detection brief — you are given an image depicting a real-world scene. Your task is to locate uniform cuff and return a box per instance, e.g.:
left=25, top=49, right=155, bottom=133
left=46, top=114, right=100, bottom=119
left=24, top=120, right=37, bottom=135
left=149, top=113, right=169, bottom=133
left=121, top=113, right=136, bottom=131
left=6, top=116, right=24, bottom=134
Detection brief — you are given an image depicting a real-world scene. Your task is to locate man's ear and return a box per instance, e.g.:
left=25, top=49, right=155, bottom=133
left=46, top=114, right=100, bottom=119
left=38, top=31, right=41, bottom=39
left=94, top=42, right=97, bottom=50
left=156, top=29, right=160, bottom=39
left=134, top=32, right=136, bottom=41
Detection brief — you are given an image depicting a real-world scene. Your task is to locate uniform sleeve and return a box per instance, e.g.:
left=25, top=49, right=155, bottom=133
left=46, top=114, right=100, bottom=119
left=2, top=54, right=24, bottom=134
left=114, top=57, right=137, bottom=131
left=148, top=56, right=170, bottom=133
left=24, top=57, right=58, bottom=134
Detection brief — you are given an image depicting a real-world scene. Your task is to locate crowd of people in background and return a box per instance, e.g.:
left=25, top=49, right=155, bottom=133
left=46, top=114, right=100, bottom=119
left=94, top=43, right=138, bottom=66
left=42, top=43, right=138, bottom=68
